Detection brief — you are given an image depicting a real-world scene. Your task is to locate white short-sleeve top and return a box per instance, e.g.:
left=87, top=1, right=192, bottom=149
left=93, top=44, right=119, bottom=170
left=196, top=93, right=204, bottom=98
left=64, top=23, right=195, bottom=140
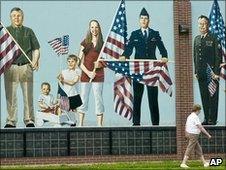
left=61, top=68, right=81, bottom=97
left=185, top=112, right=201, bottom=134
left=38, top=94, right=55, bottom=107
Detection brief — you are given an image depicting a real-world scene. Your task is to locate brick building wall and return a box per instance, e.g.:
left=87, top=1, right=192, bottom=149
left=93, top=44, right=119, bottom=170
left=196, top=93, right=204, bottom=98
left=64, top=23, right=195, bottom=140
left=174, top=0, right=193, bottom=160
left=1, top=127, right=224, bottom=165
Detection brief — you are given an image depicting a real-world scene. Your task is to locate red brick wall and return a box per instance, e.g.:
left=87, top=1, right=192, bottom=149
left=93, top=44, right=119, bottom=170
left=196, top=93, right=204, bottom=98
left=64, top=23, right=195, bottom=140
left=1, top=155, right=178, bottom=166
left=174, top=0, right=194, bottom=160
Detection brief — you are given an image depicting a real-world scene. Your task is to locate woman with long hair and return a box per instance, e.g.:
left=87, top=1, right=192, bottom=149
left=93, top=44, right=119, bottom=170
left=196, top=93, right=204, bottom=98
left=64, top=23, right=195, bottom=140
left=77, top=20, right=105, bottom=126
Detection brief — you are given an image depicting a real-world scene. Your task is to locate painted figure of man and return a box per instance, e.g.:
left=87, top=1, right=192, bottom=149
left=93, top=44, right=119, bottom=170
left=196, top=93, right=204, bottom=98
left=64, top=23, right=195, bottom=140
left=194, top=15, right=221, bottom=125
left=4, top=7, right=40, bottom=128
left=121, top=8, right=168, bottom=125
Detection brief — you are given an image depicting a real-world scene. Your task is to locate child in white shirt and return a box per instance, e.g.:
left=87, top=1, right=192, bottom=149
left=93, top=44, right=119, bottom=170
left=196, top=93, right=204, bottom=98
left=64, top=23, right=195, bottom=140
left=57, top=54, right=82, bottom=125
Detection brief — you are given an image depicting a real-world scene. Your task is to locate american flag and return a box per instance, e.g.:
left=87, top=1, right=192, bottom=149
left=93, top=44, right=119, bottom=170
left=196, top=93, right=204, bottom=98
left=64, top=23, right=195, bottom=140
left=57, top=83, right=70, bottom=111
left=101, top=0, right=133, bottom=120
left=209, top=0, right=226, bottom=79
left=0, top=22, right=21, bottom=75
left=206, top=64, right=217, bottom=96
left=102, top=0, right=127, bottom=59
left=105, top=61, right=173, bottom=97
left=48, top=35, right=69, bottom=56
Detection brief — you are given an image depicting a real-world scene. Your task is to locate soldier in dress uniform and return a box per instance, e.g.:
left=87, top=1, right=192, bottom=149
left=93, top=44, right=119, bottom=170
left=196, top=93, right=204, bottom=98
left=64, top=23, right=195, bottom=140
left=194, top=15, right=222, bottom=125
left=120, top=8, right=168, bottom=126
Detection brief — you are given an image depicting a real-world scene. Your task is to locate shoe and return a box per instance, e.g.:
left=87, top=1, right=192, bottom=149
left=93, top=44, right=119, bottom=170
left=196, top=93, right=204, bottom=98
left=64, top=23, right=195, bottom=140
left=26, top=123, right=35, bottom=127
left=180, top=163, right=189, bottom=168
left=71, top=123, right=76, bottom=127
left=202, top=121, right=208, bottom=125
left=204, top=162, right=209, bottom=167
left=4, top=124, right=16, bottom=128
left=132, top=124, right=140, bottom=126
left=208, top=121, right=216, bottom=125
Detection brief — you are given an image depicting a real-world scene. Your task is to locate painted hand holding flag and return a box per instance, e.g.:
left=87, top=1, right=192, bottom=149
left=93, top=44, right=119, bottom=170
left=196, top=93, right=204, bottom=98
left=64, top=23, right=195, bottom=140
left=209, top=0, right=226, bottom=80
left=48, top=35, right=69, bottom=56
left=206, top=64, right=217, bottom=97
left=0, top=22, right=21, bottom=75
left=105, top=60, right=173, bottom=97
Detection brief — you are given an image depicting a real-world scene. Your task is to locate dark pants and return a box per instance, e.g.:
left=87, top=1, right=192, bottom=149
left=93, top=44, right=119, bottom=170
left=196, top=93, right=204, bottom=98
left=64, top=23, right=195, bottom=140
left=132, top=81, right=159, bottom=125
left=198, top=78, right=219, bottom=124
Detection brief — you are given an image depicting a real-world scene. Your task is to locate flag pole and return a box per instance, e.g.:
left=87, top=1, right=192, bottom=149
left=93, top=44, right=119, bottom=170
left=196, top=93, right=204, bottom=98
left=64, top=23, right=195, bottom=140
left=89, top=0, right=123, bottom=82
left=60, top=42, right=63, bottom=71
left=99, top=58, right=175, bottom=63
left=0, top=21, right=32, bottom=64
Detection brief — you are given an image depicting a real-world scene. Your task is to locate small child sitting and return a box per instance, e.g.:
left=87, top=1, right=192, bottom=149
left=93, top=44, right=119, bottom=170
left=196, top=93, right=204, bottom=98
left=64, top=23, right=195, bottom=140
left=36, top=82, right=61, bottom=127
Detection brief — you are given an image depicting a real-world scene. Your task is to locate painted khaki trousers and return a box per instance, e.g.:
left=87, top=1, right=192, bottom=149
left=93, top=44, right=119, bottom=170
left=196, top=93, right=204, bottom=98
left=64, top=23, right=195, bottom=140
left=4, top=64, right=34, bottom=126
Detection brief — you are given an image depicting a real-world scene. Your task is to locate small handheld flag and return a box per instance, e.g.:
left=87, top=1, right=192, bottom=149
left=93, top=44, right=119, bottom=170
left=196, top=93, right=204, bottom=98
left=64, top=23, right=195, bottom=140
left=48, top=35, right=69, bottom=56
left=206, top=64, right=217, bottom=97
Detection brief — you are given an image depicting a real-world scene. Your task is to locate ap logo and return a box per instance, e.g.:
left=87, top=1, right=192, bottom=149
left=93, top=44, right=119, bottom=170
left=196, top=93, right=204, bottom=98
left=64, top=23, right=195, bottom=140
left=209, top=158, right=223, bottom=166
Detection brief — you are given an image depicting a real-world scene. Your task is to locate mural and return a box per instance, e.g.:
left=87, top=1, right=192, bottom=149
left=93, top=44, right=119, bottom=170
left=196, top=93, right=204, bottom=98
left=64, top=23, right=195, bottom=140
left=0, top=1, right=176, bottom=128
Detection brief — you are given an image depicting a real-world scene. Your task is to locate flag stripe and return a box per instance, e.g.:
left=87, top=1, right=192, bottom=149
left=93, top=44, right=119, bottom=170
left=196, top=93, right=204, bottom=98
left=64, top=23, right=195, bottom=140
left=0, top=42, right=19, bottom=64
left=0, top=40, right=17, bottom=59
left=114, top=76, right=133, bottom=101
left=105, top=41, right=124, bottom=56
left=109, top=31, right=125, bottom=45
left=134, top=61, right=140, bottom=74
left=0, top=30, right=10, bottom=44
left=0, top=23, right=21, bottom=75
left=107, top=32, right=125, bottom=49
left=220, top=64, right=226, bottom=79
left=103, top=47, right=120, bottom=59
left=0, top=48, right=20, bottom=75
left=144, top=61, right=149, bottom=73
left=114, top=84, right=133, bottom=119
left=115, top=82, right=133, bottom=106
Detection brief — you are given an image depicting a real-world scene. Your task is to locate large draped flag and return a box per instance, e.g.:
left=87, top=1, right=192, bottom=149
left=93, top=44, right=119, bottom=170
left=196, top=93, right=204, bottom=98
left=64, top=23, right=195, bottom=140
left=0, top=22, right=21, bottom=75
left=101, top=0, right=133, bottom=120
left=209, top=0, right=226, bottom=79
left=105, top=61, right=173, bottom=96
left=48, top=35, right=69, bottom=56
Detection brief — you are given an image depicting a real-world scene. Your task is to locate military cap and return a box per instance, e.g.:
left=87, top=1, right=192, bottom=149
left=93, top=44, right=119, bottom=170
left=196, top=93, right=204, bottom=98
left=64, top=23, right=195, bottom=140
left=140, top=8, right=149, bottom=18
